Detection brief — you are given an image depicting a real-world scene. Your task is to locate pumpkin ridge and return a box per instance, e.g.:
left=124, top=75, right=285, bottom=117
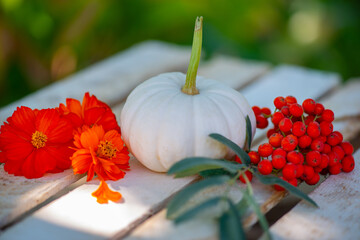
left=155, top=91, right=184, bottom=170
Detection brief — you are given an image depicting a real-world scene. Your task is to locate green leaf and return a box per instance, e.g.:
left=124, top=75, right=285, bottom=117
left=174, top=196, right=224, bottom=224
left=168, top=157, right=243, bottom=178
left=241, top=189, right=272, bottom=240
left=236, top=196, right=250, bottom=216
left=219, top=199, right=246, bottom=240
left=167, top=176, right=230, bottom=219
left=209, top=133, right=251, bottom=166
left=254, top=173, right=318, bottom=208
left=199, top=169, right=235, bottom=178
left=245, top=115, right=253, bottom=151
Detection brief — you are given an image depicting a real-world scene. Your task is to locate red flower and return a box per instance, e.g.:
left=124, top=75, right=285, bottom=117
left=71, top=125, right=130, bottom=203
left=0, top=107, right=74, bottom=178
left=59, top=92, right=120, bottom=133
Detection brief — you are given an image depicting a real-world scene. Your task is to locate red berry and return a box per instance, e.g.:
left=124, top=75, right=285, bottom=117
left=289, top=103, right=303, bottom=117
left=306, top=150, right=322, bottom=167
left=279, top=118, right=293, bottom=132
left=320, top=109, right=334, bottom=122
left=281, top=106, right=290, bottom=117
left=285, top=96, right=297, bottom=105
left=283, top=163, right=297, bottom=180
left=272, top=112, right=285, bottom=125
left=328, top=151, right=340, bottom=166
left=342, top=155, right=355, bottom=173
left=256, top=115, right=269, bottom=129
left=311, top=138, right=325, bottom=152
left=235, top=155, right=243, bottom=164
left=323, top=143, right=331, bottom=154
left=314, top=103, right=324, bottom=115
left=329, top=163, right=342, bottom=175
left=239, top=170, right=253, bottom=183
left=272, top=155, right=286, bottom=169
left=305, top=172, right=320, bottom=185
left=319, top=154, right=329, bottom=169
left=267, top=128, right=276, bottom=138
left=302, top=98, right=316, bottom=114
left=295, top=164, right=304, bottom=178
left=320, top=121, right=333, bottom=136
left=248, top=151, right=261, bottom=164
left=274, top=96, right=287, bottom=109
left=340, top=142, right=354, bottom=155
left=332, top=145, right=345, bottom=160
left=307, top=121, right=321, bottom=138
left=274, top=177, right=286, bottom=191
left=298, top=135, right=312, bottom=148
left=258, top=160, right=273, bottom=175
left=272, top=148, right=287, bottom=158
left=302, top=165, right=315, bottom=181
left=258, top=143, right=273, bottom=157
left=287, top=178, right=298, bottom=187
left=261, top=107, right=271, bottom=116
left=292, top=121, right=306, bottom=137
left=287, top=151, right=302, bottom=164
left=252, top=106, right=261, bottom=115
left=304, top=115, right=315, bottom=125
left=327, top=131, right=343, bottom=146
left=269, top=133, right=283, bottom=148
left=281, top=134, right=298, bottom=152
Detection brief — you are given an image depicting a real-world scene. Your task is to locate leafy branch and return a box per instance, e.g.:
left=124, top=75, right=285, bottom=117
left=166, top=115, right=317, bottom=240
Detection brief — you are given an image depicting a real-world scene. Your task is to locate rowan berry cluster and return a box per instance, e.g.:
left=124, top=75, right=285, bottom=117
left=238, top=96, right=355, bottom=190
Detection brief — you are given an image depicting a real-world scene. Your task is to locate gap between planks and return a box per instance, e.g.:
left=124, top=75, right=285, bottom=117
left=0, top=65, right=341, bottom=240
left=0, top=44, right=269, bottom=232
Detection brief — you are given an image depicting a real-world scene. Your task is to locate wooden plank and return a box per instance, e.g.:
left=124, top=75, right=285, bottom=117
left=0, top=41, right=192, bottom=229
left=197, top=55, right=269, bottom=89
left=321, top=78, right=360, bottom=119
left=0, top=65, right=339, bottom=240
left=265, top=80, right=360, bottom=240
left=0, top=41, right=191, bottom=124
left=266, top=148, right=360, bottom=240
left=0, top=54, right=268, bottom=232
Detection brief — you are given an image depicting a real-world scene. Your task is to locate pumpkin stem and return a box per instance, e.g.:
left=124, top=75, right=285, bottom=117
left=182, top=16, right=203, bottom=95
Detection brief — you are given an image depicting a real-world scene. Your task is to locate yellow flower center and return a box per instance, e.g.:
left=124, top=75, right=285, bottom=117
left=31, top=131, right=48, bottom=149
left=97, top=140, right=117, bottom=159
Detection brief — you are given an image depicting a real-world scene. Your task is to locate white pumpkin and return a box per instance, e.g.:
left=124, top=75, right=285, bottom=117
left=120, top=17, right=256, bottom=172
left=120, top=72, right=256, bottom=172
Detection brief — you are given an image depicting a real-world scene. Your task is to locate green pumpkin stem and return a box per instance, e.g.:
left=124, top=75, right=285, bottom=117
left=182, top=16, right=203, bottom=95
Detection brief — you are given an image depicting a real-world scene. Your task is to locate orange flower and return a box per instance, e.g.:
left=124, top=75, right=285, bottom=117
left=71, top=125, right=130, bottom=203
left=59, top=92, right=120, bottom=133
left=0, top=107, right=74, bottom=178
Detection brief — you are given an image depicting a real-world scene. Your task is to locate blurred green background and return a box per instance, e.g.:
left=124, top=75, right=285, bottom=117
left=0, top=0, right=359, bottom=107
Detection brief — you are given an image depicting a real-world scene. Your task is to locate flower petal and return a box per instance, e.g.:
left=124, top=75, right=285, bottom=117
left=97, top=110, right=121, bottom=132
left=80, top=125, right=104, bottom=149
left=35, top=109, right=58, bottom=135
left=45, top=145, right=73, bottom=170
left=0, top=127, right=34, bottom=161
left=21, top=152, right=43, bottom=179
left=34, top=148, right=57, bottom=174
left=83, top=107, right=106, bottom=127
left=65, top=98, right=83, bottom=117
left=91, top=181, right=122, bottom=204
left=6, top=107, right=36, bottom=136
left=3, top=158, right=24, bottom=175
left=71, top=149, right=92, bottom=174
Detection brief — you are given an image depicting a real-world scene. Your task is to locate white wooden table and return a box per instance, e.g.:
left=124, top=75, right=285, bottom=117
left=0, top=41, right=360, bottom=240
